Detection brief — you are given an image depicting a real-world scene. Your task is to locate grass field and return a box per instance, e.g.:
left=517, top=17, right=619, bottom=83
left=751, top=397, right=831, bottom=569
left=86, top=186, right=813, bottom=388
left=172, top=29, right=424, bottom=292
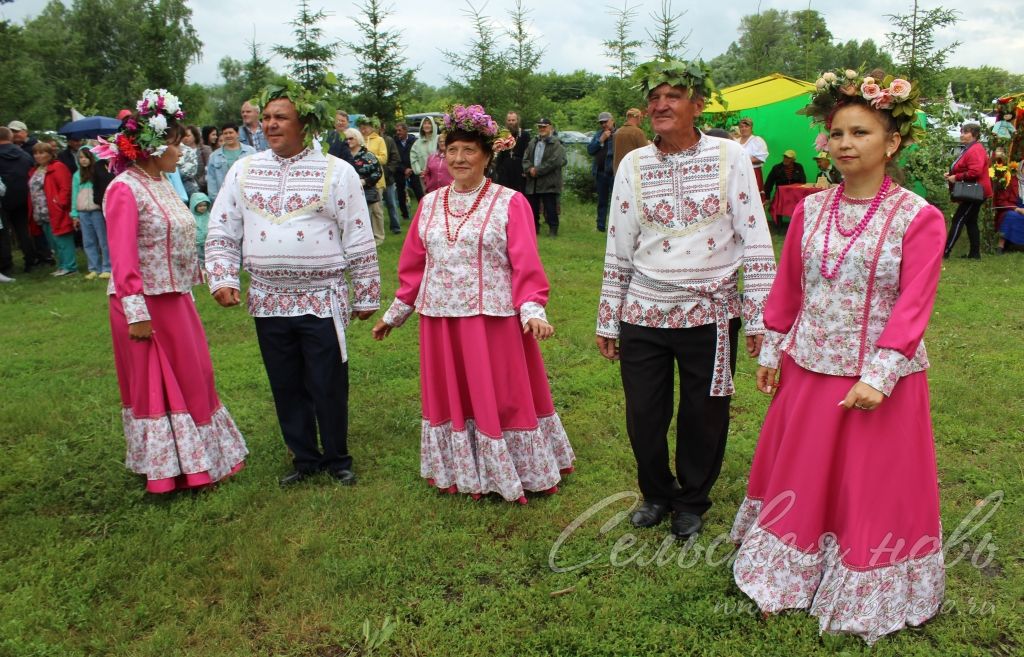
left=1, top=197, right=1022, bottom=657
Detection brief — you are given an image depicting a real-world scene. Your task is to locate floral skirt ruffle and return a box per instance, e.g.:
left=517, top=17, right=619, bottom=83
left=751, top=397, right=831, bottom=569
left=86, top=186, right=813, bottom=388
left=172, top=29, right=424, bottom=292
left=420, top=414, right=575, bottom=503
left=124, top=405, right=249, bottom=494
left=730, top=497, right=945, bottom=645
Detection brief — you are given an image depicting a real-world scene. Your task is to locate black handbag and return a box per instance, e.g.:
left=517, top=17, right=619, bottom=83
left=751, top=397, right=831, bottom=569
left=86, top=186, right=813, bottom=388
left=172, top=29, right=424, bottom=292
left=951, top=180, right=984, bottom=203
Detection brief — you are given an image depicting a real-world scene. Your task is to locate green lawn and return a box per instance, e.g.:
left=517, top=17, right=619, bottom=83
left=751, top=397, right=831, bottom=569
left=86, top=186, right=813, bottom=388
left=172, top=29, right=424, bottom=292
left=1, top=198, right=1021, bottom=656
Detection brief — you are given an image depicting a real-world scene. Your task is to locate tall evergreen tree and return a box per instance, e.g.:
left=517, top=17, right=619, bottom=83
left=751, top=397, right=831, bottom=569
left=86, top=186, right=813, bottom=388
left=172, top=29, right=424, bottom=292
left=344, top=0, right=417, bottom=122
left=646, top=0, right=689, bottom=62
left=273, top=0, right=341, bottom=91
left=603, top=1, right=642, bottom=79
left=440, top=2, right=510, bottom=111
left=885, top=1, right=961, bottom=95
left=504, top=0, right=545, bottom=119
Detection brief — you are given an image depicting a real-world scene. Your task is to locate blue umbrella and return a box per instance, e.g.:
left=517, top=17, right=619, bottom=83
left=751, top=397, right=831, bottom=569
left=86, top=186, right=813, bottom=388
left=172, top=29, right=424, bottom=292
left=57, top=116, right=122, bottom=140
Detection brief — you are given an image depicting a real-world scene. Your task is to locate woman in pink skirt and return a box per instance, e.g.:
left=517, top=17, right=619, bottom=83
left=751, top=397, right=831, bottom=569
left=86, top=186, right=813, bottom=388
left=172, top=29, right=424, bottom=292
left=730, top=69, right=946, bottom=643
left=99, top=89, right=248, bottom=493
left=372, top=105, right=574, bottom=503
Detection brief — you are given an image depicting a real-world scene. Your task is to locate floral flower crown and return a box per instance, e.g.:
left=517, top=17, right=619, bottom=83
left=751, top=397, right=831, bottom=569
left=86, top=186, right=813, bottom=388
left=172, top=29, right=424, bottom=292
left=93, top=88, right=184, bottom=174
left=443, top=105, right=499, bottom=140
left=800, top=69, right=923, bottom=146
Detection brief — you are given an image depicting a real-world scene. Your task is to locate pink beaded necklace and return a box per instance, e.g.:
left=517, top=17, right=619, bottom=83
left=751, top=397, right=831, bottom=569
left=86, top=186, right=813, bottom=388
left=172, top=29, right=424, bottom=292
left=819, top=176, right=892, bottom=280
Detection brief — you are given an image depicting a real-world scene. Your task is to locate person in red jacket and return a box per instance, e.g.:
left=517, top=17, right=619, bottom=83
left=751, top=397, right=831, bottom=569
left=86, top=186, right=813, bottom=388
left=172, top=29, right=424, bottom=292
left=27, top=141, right=78, bottom=275
left=944, top=123, right=992, bottom=259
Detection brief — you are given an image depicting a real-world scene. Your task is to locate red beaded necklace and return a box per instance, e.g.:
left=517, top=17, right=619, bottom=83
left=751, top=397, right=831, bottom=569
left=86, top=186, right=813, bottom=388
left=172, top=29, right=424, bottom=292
left=443, top=178, right=491, bottom=244
left=819, top=176, right=892, bottom=280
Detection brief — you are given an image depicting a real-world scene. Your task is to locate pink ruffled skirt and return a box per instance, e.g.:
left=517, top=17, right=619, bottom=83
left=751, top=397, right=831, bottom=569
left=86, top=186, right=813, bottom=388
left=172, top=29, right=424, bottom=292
left=418, top=314, right=574, bottom=503
left=110, top=293, right=248, bottom=493
left=730, top=354, right=944, bottom=644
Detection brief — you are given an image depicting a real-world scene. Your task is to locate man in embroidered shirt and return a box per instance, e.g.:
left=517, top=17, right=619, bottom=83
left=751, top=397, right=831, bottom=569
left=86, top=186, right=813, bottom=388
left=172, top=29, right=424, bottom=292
left=206, top=90, right=381, bottom=487
left=595, top=59, right=776, bottom=540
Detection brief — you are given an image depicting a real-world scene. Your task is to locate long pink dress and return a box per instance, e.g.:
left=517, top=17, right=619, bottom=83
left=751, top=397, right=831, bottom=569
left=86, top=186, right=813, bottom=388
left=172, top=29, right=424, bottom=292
left=730, top=184, right=947, bottom=644
left=381, top=182, right=574, bottom=503
left=105, top=168, right=247, bottom=493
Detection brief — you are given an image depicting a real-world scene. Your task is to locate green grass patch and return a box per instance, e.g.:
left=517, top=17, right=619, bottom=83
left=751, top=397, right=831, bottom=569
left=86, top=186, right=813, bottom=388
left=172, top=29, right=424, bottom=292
left=0, top=198, right=1021, bottom=656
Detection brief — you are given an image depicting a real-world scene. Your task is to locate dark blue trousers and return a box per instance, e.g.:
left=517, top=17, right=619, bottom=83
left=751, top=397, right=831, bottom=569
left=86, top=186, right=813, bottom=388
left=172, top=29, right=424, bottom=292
left=254, top=314, right=352, bottom=473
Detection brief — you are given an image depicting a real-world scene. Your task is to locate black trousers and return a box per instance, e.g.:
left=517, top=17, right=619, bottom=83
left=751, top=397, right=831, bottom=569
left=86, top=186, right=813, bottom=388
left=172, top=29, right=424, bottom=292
left=254, top=314, right=352, bottom=473
left=619, top=318, right=739, bottom=515
left=945, top=199, right=982, bottom=257
left=0, top=205, right=37, bottom=272
left=396, top=172, right=424, bottom=219
left=527, top=192, right=559, bottom=232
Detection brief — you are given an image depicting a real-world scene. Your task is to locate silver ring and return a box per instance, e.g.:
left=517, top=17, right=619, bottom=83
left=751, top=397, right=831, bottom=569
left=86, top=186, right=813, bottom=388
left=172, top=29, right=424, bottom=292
left=854, top=403, right=867, bottom=410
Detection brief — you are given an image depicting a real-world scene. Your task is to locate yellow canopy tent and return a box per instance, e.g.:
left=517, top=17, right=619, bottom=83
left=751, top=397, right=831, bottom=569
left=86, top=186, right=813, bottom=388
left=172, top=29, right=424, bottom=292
left=704, top=74, right=821, bottom=184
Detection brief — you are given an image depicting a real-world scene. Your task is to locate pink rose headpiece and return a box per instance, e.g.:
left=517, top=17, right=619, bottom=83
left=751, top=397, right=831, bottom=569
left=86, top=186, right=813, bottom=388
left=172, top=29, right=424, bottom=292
left=800, top=68, right=922, bottom=150
left=92, top=88, right=185, bottom=174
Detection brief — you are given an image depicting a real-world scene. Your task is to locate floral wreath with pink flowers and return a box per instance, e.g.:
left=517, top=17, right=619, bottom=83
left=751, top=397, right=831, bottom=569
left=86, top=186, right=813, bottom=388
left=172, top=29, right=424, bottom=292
left=441, top=104, right=516, bottom=153
left=800, top=68, right=923, bottom=151
left=93, top=89, right=185, bottom=174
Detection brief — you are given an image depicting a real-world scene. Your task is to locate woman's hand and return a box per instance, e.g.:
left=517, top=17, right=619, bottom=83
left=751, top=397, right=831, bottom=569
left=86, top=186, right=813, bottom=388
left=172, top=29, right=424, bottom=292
left=524, top=318, right=554, bottom=341
left=352, top=309, right=376, bottom=321
left=945, top=174, right=957, bottom=183
left=128, top=320, right=152, bottom=341
left=595, top=335, right=619, bottom=361
left=756, top=366, right=778, bottom=394
left=371, top=319, right=393, bottom=341
left=839, top=381, right=884, bottom=411
left=746, top=334, right=764, bottom=357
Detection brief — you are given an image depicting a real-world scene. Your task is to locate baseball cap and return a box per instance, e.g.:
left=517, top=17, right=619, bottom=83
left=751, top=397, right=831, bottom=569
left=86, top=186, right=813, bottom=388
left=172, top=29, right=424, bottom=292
left=598, top=112, right=613, bottom=122
left=7, top=120, right=27, bottom=132
left=536, top=117, right=552, bottom=126
left=738, top=117, right=753, bottom=127
left=783, top=149, right=797, bottom=158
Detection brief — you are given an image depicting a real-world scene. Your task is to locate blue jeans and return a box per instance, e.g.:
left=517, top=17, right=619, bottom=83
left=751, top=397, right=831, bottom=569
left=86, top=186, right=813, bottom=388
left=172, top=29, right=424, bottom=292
left=78, top=210, right=111, bottom=273
left=595, top=172, right=614, bottom=231
left=384, top=183, right=400, bottom=232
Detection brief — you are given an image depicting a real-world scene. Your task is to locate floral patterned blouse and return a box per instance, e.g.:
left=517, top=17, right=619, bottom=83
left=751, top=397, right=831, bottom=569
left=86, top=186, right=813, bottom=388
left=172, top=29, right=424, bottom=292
left=350, top=146, right=382, bottom=203
left=758, top=185, right=946, bottom=396
left=382, top=182, right=548, bottom=328
left=104, top=168, right=204, bottom=323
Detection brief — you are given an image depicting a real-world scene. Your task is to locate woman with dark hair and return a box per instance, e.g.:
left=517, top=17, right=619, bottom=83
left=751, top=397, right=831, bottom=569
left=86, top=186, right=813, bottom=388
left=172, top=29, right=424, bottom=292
left=943, top=122, right=992, bottom=259
left=27, top=141, right=76, bottom=276
left=731, top=70, right=946, bottom=643
left=97, top=89, right=247, bottom=493
left=201, top=125, right=219, bottom=150
left=372, top=105, right=574, bottom=503
left=177, top=124, right=201, bottom=198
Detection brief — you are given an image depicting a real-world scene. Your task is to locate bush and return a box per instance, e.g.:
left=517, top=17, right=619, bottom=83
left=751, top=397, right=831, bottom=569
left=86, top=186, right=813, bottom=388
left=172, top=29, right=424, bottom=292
left=564, top=165, right=596, bottom=204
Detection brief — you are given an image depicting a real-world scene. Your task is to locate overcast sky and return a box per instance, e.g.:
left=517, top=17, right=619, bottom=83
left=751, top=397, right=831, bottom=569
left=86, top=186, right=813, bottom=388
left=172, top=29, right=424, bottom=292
left=4, top=0, right=1022, bottom=88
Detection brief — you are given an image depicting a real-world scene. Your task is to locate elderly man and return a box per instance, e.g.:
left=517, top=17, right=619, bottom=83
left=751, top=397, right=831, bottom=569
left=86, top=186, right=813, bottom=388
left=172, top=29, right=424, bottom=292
left=587, top=111, right=616, bottom=232
left=206, top=85, right=380, bottom=487
left=813, top=151, right=842, bottom=184
left=239, top=101, right=268, bottom=151
left=595, top=59, right=776, bottom=539
left=763, top=148, right=807, bottom=200
left=613, top=108, right=647, bottom=174
left=522, top=117, right=566, bottom=236
left=326, top=110, right=355, bottom=165
left=7, top=121, right=38, bottom=158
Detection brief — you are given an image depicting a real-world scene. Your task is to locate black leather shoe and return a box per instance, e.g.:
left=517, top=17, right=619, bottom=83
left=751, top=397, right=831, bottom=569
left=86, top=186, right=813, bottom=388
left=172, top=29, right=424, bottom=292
left=327, top=468, right=357, bottom=485
left=671, top=511, right=703, bottom=539
left=960, top=253, right=980, bottom=259
left=630, top=500, right=670, bottom=528
left=279, top=470, right=311, bottom=487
